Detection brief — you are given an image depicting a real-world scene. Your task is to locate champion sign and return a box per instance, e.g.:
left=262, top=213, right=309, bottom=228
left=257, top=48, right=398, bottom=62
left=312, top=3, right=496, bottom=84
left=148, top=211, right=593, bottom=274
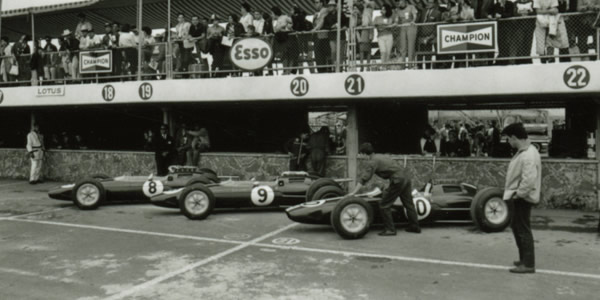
left=230, top=38, right=273, bottom=71
left=437, top=22, right=497, bottom=54
left=79, top=50, right=113, bottom=74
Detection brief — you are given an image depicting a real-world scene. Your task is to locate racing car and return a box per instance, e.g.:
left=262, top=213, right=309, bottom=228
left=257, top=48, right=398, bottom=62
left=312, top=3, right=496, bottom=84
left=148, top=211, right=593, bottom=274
left=150, top=171, right=349, bottom=220
left=286, top=182, right=510, bottom=239
left=48, top=166, right=221, bottom=210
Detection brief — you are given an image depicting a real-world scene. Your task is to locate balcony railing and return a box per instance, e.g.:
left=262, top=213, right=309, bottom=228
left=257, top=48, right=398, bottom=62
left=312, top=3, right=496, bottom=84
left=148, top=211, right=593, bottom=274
left=0, top=12, right=598, bottom=87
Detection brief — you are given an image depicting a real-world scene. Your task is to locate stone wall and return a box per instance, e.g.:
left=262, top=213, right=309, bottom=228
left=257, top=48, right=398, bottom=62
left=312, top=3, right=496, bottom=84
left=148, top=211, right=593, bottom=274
left=1, top=149, right=597, bottom=210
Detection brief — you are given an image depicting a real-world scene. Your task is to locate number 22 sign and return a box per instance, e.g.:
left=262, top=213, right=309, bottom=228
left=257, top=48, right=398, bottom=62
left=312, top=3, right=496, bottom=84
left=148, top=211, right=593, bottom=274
left=563, top=65, right=590, bottom=89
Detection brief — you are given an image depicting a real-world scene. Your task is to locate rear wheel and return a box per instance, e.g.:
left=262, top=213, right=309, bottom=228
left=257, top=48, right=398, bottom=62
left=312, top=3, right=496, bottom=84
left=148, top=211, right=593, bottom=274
left=178, top=184, right=215, bottom=220
left=91, top=174, right=110, bottom=180
left=198, top=168, right=220, bottom=183
left=306, top=178, right=340, bottom=202
left=72, top=179, right=106, bottom=210
left=470, top=187, right=510, bottom=232
left=331, top=197, right=373, bottom=239
left=311, top=185, right=344, bottom=201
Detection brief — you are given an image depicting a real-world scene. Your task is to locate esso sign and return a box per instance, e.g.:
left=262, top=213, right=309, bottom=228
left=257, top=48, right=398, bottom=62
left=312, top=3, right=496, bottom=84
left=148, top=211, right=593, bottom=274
left=230, top=38, right=273, bottom=71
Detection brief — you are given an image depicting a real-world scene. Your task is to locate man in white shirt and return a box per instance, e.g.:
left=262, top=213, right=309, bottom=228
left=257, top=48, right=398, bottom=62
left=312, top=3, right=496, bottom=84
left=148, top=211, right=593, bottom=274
left=176, top=13, right=192, bottom=73
left=252, top=10, right=265, bottom=35
left=240, top=3, right=254, bottom=32
left=502, top=122, right=541, bottom=274
left=26, top=123, right=45, bottom=184
left=75, top=13, right=93, bottom=39
left=80, top=28, right=103, bottom=50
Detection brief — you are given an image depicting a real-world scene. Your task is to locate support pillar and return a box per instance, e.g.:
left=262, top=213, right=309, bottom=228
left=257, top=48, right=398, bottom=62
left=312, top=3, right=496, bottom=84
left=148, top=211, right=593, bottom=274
left=596, top=102, right=600, bottom=210
left=137, top=0, right=143, bottom=81
left=347, top=105, right=358, bottom=189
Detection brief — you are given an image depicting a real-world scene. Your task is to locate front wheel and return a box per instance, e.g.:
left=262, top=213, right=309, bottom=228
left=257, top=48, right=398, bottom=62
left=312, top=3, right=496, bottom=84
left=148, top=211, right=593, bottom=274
left=72, top=179, right=106, bottom=210
left=331, top=197, right=373, bottom=239
left=470, top=187, right=510, bottom=233
left=178, top=184, right=215, bottom=220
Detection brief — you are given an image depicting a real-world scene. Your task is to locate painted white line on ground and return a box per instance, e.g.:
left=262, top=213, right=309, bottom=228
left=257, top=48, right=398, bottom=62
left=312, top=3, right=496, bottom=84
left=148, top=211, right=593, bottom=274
left=253, top=243, right=600, bottom=280
left=0, top=181, right=29, bottom=187
left=6, top=218, right=244, bottom=245
left=103, top=223, right=299, bottom=300
left=0, top=208, right=68, bottom=220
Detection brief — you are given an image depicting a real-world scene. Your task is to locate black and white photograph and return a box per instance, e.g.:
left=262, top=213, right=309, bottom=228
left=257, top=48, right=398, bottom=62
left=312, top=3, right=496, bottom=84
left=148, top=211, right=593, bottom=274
left=0, top=0, right=599, bottom=299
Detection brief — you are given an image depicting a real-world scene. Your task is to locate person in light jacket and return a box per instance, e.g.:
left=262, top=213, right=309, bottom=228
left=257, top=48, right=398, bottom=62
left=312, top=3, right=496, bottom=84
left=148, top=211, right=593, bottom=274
left=26, top=123, right=45, bottom=184
left=502, top=123, right=541, bottom=274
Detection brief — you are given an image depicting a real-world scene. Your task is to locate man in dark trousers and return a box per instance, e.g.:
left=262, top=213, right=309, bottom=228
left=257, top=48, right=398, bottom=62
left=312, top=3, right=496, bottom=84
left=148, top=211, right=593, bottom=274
left=307, top=126, right=331, bottom=177
left=348, top=143, right=421, bottom=236
left=285, top=132, right=308, bottom=171
left=154, top=124, right=175, bottom=176
left=502, top=123, right=541, bottom=274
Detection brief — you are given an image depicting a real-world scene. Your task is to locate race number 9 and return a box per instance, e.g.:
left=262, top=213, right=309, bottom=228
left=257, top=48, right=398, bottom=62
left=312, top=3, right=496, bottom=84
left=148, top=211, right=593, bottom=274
left=102, top=85, right=115, bottom=102
left=143, top=179, right=164, bottom=197
left=139, top=82, right=153, bottom=100
left=405, top=197, right=432, bottom=221
left=563, top=65, right=590, bottom=89
left=345, top=74, right=365, bottom=95
left=290, top=77, right=309, bottom=96
left=251, top=185, right=275, bottom=206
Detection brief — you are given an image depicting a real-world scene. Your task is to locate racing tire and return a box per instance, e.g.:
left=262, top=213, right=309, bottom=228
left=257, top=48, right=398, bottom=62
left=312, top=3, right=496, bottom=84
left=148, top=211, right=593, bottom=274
left=91, top=174, right=110, bottom=180
left=331, top=197, right=373, bottom=240
left=185, top=176, right=213, bottom=186
left=470, top=187, right=510, bottom=233
left=72, top=179, right=106, bottom=210
left=198, top=168, right=220, bottom=183
left=306, top=178, right=341, bottom=202
left=311, top=185, right=344, bottom=201
left=178, top=184, right=215, bottom=220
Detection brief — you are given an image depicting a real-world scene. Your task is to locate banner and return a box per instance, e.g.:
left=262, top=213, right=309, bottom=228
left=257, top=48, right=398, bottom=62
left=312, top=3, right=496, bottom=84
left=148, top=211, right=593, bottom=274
left=79, top=50, right=112, bottom=74
left=437, top=21, right=498, bottom=54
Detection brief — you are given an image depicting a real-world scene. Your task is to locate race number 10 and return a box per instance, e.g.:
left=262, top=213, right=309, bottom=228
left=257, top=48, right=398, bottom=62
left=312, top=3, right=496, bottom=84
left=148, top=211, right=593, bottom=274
left=290, top=77, right=309, bottom=96
left=563, top=65, right=590, bottom=89
left=345, top=74, right=365, bottom=95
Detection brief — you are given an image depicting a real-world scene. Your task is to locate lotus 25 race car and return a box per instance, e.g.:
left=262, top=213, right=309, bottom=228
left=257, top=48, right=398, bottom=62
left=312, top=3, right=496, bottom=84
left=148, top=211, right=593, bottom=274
left=150, top=171, right=349, bottom=220
left=286, top=182, right=510, bottom=239
left=48, top=166, right=221, bottom=210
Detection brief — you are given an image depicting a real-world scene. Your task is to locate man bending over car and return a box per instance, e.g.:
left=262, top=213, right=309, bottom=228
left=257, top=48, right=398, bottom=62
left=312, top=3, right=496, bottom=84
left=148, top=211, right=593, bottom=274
left=348, top=142, right=421, bottom=236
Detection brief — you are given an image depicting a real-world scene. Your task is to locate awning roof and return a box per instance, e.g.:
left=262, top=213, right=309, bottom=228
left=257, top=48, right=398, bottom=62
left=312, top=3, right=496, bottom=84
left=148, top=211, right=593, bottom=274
left=1, top=0, right=381, bottom=41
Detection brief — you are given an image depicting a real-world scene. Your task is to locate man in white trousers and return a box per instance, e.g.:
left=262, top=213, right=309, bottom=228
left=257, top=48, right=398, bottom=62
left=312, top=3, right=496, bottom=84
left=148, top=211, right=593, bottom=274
left=26, top=124, right=45, bottom=184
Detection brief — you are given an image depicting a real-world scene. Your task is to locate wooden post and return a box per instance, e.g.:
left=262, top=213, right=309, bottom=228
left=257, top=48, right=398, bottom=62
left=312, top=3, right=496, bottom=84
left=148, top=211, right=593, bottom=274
left=347, top=105, right=358, bottom=189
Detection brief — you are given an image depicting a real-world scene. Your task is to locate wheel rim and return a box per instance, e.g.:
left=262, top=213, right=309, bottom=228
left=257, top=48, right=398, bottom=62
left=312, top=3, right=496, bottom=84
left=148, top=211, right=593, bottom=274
left=484, top=197, right=508, bottom=225
left=184, top=190, right=209, bottom=215
left=340, top=204, right=368, bottom=233
left=76, top=184, right=100, bottom=206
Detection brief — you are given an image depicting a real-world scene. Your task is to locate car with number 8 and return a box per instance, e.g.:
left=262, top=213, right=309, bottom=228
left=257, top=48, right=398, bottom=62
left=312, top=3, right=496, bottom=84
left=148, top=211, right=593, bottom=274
left=150, top=171, right=349, bottom=220
left=286, top=182, right=510, bottom=239
left=47, top=166, right=220, bottom=210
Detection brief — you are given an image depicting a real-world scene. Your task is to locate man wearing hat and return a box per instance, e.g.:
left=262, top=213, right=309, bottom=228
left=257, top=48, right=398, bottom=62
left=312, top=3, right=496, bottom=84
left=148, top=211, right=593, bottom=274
left=154, top=124, right=175, bottom=176
left=75, top=13, right=93, bottom=39
left=26, top=123, right=45, bottom=184
left=62, top=29, right=81, bottom=80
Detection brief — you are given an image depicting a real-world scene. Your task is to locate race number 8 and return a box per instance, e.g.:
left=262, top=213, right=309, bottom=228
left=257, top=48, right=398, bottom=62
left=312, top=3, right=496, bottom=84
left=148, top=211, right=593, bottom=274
left=143, top=179, right=164, bottom=197
left=251, top=185, right=275, bottom=206
left=345, top=74, right=365, bottom=95
left=563, top=65, right=590, bottom=89
left=139, top=83, right=153, bottom=100
left=102, top=85, right=115, bottom=102
left=290, top=77, right=309, bottom=96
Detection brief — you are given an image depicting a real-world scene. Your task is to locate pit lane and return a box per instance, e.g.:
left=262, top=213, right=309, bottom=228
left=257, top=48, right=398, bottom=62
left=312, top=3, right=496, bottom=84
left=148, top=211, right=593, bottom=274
left=1, top=179, right=599, bottom=300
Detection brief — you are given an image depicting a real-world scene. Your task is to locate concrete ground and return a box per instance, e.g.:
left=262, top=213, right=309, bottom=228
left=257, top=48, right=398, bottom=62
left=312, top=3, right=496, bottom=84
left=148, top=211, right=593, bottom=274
left=0, top=179, right=599, bottom=300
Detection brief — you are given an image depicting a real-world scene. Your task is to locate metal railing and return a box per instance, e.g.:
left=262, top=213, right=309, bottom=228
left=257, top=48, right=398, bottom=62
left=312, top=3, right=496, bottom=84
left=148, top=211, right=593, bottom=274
left=0, top=12, right=597, bottom=87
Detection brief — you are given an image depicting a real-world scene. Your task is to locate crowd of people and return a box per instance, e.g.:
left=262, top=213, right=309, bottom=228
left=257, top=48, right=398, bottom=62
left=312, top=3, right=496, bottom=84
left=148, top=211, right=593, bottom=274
left=0, top=0, right=597, bottom=85
left=422, top=119, right=508, bottom=157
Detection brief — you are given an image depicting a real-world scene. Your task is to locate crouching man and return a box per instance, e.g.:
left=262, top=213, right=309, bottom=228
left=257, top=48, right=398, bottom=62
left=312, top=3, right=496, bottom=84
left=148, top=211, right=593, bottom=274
left=348, top=142, right=421, bottom=236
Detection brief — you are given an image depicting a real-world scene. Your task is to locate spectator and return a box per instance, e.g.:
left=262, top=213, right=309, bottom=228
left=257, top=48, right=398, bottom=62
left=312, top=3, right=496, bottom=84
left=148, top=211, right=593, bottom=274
left=82, top=27, right=103, bottom=50
left=476, top=0, right=495, bottom=19
left=487, top=120, right=501, bottom=156
left=312, top=0, right=333, bottom=73
left=175, top=13, right=193, bottom=74
left=109, top=22, right=123, bottom=76
left=456, top=130, right=471, bottom=156
left=13, top=34, right=31, bottom=82
left=140, top=26, right=156, bottom=67
left=240, top=2, right=254, bottom=32
left=26, top=123, right=45, bottom=184
left=512, top=0, right=535, bottom=64
left=285, top=132, right=309, bottom=171
left=30, top=42, right=44, bottom=86
left=308, top=126, right=331, bottom=177
left=492, top=0, right=516, bottom=65
left=245, top=25, right=260, bottom=37
left=0, top=36, right=15, bottom=82
left=75, top=13, right=93, bottom=39
left=568, top=0, right=599, bottom=61
left=334, top=120, right=347, bottom=155
left=42, top=36, right=59, bottom=82
left=263, top=12, right=275, bottom=35
left=61, top=132, right=72, bottom=149
left=422, top=126, right=437, bottom=155
left=189, top=16, right=207, bottom=62
left=154, top=124, right=175, bottom=176
left=325, top=1, right=348, bottom=71
left=48, top=133, right=62, bottom=149
left=189, top=126, right=210, bottom=166
left=394, top=0, right=419, bottom=69
left=224, top=13, right=246, bottom=75
left=374, top=4, right=395, bottom=70
left=101, top=23, right=114, bottom=49
left=175, top=123, right=193, bottom=165
left=118, top=24, right=138, bottom=77
left=417, top=0, right=443, bottom=69
left=272, top=6, right=298, bottom=75
left=73, top=134, right=88, bottom=150
left=445, top=0, right=475, bottom=22
left=355, top=2, right=374, bottom=72
left=143, top=129, right=154, bottom=151
left=146, top=31, right=166, bottom=78
left=252, top=10, right=266, bottom=35
left=207, top=15, right=226, bottom=77
left=61, top=29, right=80, bottom=80
left=534, top=0, right=569, bottom=62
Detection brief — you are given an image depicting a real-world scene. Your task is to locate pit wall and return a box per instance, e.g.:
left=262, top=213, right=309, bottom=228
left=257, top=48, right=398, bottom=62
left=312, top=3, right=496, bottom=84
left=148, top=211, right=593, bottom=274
left=0, top=149, right=596, bottom=211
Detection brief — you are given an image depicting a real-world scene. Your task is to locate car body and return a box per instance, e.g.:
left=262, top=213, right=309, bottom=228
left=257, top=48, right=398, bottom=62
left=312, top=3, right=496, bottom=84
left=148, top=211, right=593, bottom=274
left=48, top=166, right=220, bottom=210
left=286, top=183, right=509, bottom=239
left=150, top=171, right=349, bottom=220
